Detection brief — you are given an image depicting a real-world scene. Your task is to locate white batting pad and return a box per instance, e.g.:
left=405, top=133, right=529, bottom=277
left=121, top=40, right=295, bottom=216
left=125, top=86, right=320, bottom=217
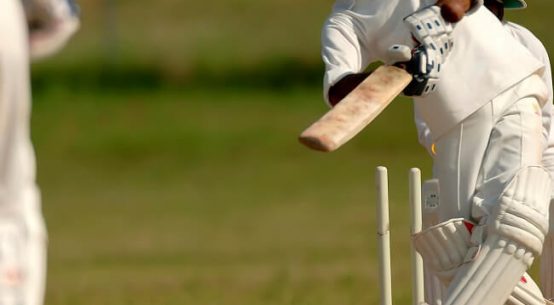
left=445, top=235, right=534, bottom=305
left=424, top=264, right=446, bottom=305
left=489, top=167, right=551, bottom=255
left=540, top=198, right=554, bottom=300
left=416, top=224, right=548, bottom=305
left=413, top=218, right=474, bottom=283
left=507, top=273, right=547, bottom=305
left=445, top=167, right=551, bottom=305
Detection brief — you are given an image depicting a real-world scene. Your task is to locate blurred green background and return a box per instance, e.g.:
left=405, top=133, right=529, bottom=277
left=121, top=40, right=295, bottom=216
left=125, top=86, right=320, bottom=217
left=30, top=1, right=553, bottom=304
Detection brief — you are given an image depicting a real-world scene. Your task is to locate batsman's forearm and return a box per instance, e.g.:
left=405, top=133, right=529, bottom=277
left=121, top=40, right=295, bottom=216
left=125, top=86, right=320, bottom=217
left=436, top=0, right=472, bottom=22
left=328, top=73, right=370, bottom=106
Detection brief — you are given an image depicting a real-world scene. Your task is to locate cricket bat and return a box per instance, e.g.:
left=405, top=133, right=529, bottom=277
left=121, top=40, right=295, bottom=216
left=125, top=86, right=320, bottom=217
left=299, top=65, right=412, bottom=152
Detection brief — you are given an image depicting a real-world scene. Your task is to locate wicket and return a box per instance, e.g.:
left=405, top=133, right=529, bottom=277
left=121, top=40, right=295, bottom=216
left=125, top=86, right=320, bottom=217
left=376, top=166, right=425, bottom=305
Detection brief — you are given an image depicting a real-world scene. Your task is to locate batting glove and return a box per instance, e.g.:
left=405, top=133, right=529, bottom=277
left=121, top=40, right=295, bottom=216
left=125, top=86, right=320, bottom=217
left=23, top=0, right=80, bottom=61
left=404, top=6, right=453, bottom=64
left=386, top=44, right=441, bottom=97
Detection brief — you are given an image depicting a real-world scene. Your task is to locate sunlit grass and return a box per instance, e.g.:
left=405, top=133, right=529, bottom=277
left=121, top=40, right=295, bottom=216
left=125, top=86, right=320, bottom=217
left=32, top=87, right=432, bottom=304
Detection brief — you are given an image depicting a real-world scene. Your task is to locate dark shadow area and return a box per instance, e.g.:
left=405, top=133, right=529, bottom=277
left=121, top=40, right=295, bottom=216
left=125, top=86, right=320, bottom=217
left=32, top=56, right=325, bottom=93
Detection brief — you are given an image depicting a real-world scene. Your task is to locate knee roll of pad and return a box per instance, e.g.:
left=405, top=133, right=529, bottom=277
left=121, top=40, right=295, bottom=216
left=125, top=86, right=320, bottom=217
left=489, top=166, right=552, bottom=257
left=413, top=218, right=474, bottom=282
left=444, top=167, right=551, bottom=305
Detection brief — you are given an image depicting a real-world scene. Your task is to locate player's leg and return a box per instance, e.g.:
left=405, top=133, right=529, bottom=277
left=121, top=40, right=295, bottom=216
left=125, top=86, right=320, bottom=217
left=431, top=95, right=496, bottom=222
left=443, top=75, right=549, bottom=305
left=540, top=135, right=554, bottom=300
left=414, top=217, right=548, bottom=305
left=420, top=179, right=447, bottom=305
left=422, top=86, right=497, bottom=304
left=0, top=1, right=47, bottom=305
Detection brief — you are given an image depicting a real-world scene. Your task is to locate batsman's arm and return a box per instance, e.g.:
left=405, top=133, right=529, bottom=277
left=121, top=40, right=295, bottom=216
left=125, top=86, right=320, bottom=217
left=328, top=73, right=370, bottom=106
left=436, top=0, right=479, bottom=22
left=328, top=0, right=476, bottom=106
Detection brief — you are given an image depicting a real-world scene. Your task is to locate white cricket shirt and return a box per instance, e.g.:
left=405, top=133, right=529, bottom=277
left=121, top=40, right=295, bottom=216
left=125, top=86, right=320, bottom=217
left=415, top=21, right=553, bottom=151
left=322, top=0, right=545, bottom=139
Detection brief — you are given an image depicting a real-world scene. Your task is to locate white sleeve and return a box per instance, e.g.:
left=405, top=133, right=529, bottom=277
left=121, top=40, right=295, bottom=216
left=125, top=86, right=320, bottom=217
left=541, top=55, right=553, bottom=147
left=519, top=29, right=554, bottom=174
left=543, top=59, right=554, bottom=172
left=321, top=10, right=375, bottom=105
left=506, top=22, right=553, bottom=147
left=544, top=109, right=554, bottom=179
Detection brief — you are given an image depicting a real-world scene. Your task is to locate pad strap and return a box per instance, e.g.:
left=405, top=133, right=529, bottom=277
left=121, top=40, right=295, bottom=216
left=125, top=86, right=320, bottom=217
left=445, top=167, right=552, bottom=305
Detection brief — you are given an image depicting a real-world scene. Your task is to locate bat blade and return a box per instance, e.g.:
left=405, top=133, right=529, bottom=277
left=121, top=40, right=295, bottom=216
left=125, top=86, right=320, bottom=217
left=299, top=65, right=412, bottom=152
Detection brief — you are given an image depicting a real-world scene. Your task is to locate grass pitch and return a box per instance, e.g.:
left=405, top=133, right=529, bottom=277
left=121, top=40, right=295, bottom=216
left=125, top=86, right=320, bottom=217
left=30, top=0, right=554, bottom=303
left=34, top=88, right=432, bottom=305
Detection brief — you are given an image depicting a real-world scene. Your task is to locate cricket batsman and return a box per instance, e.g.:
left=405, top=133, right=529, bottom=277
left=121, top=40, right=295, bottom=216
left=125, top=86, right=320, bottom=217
left=0, top=0, right=78, bottom=304
left=414, top=0, right=554, bottom=303
left=321, top=0, right=551, bottom=304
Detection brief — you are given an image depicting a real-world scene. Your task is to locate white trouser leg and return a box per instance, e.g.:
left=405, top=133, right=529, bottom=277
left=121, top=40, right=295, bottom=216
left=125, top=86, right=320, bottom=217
left=433, top=75, right=546, bottom=221
left=432, top=75, right=548, bottom=305
left=414, top=216, right=549, bottom=305
left=0, top=1, right=47, bottom=305
left=0, top=188, right=47, bottom=305
left=421, top=179, right=447, bottom=305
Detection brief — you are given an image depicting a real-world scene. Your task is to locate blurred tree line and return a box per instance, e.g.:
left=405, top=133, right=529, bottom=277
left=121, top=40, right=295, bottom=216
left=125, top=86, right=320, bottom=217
left=31, top=0, right=554, bottom=92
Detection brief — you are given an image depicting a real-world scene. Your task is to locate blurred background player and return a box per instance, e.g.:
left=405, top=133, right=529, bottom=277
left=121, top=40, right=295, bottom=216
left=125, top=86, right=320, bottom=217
left=0, top=0, right=78, bottom=304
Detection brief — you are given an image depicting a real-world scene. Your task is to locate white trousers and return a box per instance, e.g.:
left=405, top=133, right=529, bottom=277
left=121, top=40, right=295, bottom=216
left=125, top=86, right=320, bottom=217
left=433, top=74, right=547, bottom=223
left=0, top=1, right=47, bottom=305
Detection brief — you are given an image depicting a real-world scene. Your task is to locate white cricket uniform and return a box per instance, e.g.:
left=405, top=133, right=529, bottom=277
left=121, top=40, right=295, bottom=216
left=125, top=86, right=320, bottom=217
left=0, top=1, right=53, bottom=305
left=415, top=20, right=554, bottom=304
left=416, top=22, right=553, bottom=154
left=323, top=0, right=548, bottom=222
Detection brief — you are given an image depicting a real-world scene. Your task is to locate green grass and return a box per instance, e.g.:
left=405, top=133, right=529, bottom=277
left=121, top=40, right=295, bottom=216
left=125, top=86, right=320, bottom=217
left=35, top=0, right=554, bottom=74
left=33, top=87, right=432, bottom=304
left=26, top=0, right=554, bottom=303
left=32, top=0, right=332, bottom=82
